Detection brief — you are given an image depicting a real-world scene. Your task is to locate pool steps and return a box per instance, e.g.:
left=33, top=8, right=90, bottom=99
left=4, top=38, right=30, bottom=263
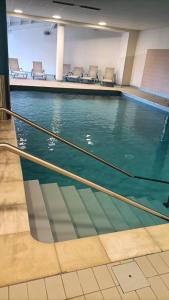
left=60, top=186, right=97, bottom=238
left=24, top=180, right=54, bottom=243
left=41, top=183, right=77, bottom=241
left=24, top=180, right=167, bottom=243
left=78, top=189, right=113, bottom=234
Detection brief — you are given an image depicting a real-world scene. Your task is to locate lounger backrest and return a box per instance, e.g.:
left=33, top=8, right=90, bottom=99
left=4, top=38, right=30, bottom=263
left=63, top=64, right=71, bottom=75
left=33, top=61, right=43, bottom=72
left=104, top=67, right=114, bottom=80
left=73, top=67, right=83, bottom=76
left=88, top=65, right=98, bottom=77
left=9, top=58, right=20, bottom=72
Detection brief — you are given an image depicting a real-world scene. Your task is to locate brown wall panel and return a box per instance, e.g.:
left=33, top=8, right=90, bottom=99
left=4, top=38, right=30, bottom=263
left=141, top=49, right=169, bottom=96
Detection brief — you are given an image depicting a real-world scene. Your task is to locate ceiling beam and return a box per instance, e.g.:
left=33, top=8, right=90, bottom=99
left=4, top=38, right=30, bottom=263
left=7, top=12, right=138, bottom=33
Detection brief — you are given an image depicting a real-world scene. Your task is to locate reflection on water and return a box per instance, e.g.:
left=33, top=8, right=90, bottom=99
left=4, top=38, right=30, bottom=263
left=11, top=91, right=169, bottom=205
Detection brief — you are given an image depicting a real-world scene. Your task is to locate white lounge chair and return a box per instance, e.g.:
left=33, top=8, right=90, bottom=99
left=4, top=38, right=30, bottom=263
left=101, top=67, right=115, bottom=86
left=9, top=58, right=27, bottom=79
left=66, top=67, right=83, bottom=82
left=32, top=61, right=47, bottom=80
left=80, top=65, right=98, bottom=83
left=63, top=64, right=71, bottom=80
left=63, top=64, right=71, bottom=75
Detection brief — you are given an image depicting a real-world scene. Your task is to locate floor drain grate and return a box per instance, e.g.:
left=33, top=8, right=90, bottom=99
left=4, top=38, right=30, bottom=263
left=112, top=262, right=150, bottom=293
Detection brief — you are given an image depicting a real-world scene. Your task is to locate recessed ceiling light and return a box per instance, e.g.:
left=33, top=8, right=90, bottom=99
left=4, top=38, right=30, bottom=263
left=13, top=9, right=23, bottom=14
left=53, top=15, right=61, bottom=19
left=98, top=21, right=107, bottom=26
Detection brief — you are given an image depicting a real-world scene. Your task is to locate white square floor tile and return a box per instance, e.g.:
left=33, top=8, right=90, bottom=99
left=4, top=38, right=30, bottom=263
left=112, top=262, right=149, bottom=293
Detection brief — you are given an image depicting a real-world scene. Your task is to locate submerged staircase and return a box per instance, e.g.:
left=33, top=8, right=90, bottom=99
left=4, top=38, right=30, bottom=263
left=24, top=180, right=167, bottom=243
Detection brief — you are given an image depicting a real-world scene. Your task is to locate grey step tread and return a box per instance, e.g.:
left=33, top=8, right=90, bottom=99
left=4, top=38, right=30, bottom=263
left=128, top=196, right=157, bottom=227
left=61, top=186, right=97, bottom=238
left=78, top=189, right=114, bottom=234
left=41, top=183, right=77, bottom=242
left=130, top=206, right=157, bottom=227
left=110, top=196, right=143, bottom=229
left=138, top=198, right=165, bottom=225
left=95, top=192, right=129, bottom=231
left=24, top=180, right=53, bottom=243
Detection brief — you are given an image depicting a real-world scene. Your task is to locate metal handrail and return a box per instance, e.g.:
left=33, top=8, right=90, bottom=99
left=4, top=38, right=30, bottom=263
left=1, top=142, right=169, bottom=222
left=0, top=107, right=169, bottom=185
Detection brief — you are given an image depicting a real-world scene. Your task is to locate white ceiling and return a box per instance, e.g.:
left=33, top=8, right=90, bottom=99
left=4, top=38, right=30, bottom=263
left=6, top=0, right=169, bottom=31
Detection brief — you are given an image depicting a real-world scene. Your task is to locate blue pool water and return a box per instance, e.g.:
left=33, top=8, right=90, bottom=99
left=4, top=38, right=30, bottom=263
left=11, top=91, right=169, bottom=210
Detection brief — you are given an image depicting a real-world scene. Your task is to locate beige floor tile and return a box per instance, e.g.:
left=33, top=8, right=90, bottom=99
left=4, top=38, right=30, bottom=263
left=0, top=130, right=16, bottom=140
left=117, top=286, right=139, bottom=300
left=0, top=181, right=26, bottom=206
left=0, top=138, right=17, bottom=146
left=0, top=162, right=23, bottom=182
left=112, top=262, right=149, bottom=293
left=101, top=287, right=121, bottom=300
left=136, top=287, right=157, bottom=300
left=45, top=275, right=66, bottom=300
left=134, top=256, right=157, bottom=277
left=77, top=268, right=99, bottom=294
left=55, top=236, right=110, bottom=273
left=9, top=283, right=28, bottom=300
left=0, top=287, right=8, bottom=300
left=70, top=297, right=85, bottom=300
left=62, top=272, right=83, bottom=299
left=106, top=263, right=121, bottom=285
left=160, top=251, right=169, bottom=268
left=84, top=291, right=103, bottom=300
left=99, top=228, right=160, bottom=262
left=0, top=203, right=30, bottom=235
left=149, top=276, right=169, bottom=300
left=160, top=273, right=169, bottom=289
left=0, top=232, right=60, bottom=287
left=27, top=279, right=47, bottom=300
left=93, top=265, right=115, bottom=289
left=146, top=224, right=169, bottom=251
left=120, top=259, right=133, bottom=264
left=0, top=120, right=14, bottom=131
left=0, top=150, right=19, bottom=163
left=147, top=253, right=169, bottom=274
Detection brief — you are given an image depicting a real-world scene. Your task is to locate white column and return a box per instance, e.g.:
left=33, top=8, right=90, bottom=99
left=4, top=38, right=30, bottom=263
left=56, top=24, right=64, bottom=81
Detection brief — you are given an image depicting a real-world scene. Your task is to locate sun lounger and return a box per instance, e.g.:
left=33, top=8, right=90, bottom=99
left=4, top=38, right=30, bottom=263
left=65, top=67, right=83, bottom=82
left=63, top=64, right=71, bottom=80
left=32, top=61, right=47, bottom=80
left=101, top=67, right=115, bottom=86
left=80, top=65, right=98, bottom=83
left=9, top=58, right=28, bottom=79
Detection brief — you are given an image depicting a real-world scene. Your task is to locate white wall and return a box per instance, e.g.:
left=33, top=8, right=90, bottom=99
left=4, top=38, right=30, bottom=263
left=64, top=27, right=122, bottom=77
left=8, top=23, right=122, bottom=77
left=131, top=26, right=169, bottom=87
left=8, top=23, right=57, bottom=74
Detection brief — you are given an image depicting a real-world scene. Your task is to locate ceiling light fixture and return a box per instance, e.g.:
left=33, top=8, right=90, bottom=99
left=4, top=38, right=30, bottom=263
left=53, top=15, right=62, bottom=19
left=13, top=9, right=23, bottom=14
left=98, top=21, right=107, bottom=26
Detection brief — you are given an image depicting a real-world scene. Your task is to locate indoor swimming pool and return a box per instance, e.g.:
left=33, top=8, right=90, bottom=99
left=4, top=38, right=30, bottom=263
left=11, top=90, right=169, bottom=240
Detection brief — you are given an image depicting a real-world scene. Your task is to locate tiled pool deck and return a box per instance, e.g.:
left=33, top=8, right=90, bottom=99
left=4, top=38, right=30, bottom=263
left=1, top=250, right=169, bottom=299
left=0, top=79, right=169, bottom=299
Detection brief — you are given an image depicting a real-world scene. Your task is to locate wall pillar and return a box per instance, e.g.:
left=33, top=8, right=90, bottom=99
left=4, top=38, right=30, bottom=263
left=55, top=25, right=64, bottom=81
left=0, top=0, right=10, bottom=119
left=117, top=31, right=138, bottom=86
